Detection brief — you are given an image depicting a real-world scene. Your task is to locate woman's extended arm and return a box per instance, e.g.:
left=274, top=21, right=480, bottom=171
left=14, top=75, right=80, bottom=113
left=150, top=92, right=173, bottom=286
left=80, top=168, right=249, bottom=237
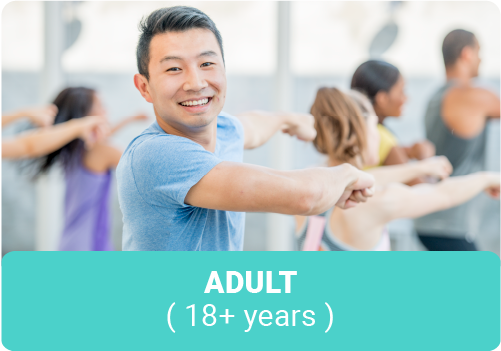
left=368, top=156, right=452, bottom=186
left=2, top=105, right=58, bottom=128
left=109, top=114, right=149, bottom=135
left=236, top=111, right=316, bottom=150
left=2, top=116, right=108, bottom=159
left=382, top=172, right=500, bottom=220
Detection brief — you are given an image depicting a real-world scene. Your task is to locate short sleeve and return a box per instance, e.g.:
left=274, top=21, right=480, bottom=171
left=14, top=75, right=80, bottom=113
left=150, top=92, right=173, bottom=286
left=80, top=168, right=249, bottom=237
left=219, top=111, right=245, bottom=138
left=377, top=124, right=399, bottom=166
left=130, top=135, right=222, bottom=208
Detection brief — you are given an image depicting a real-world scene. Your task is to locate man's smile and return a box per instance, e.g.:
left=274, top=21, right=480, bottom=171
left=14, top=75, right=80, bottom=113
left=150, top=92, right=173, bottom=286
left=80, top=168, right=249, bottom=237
left=179, top=97, right=212, bottom=106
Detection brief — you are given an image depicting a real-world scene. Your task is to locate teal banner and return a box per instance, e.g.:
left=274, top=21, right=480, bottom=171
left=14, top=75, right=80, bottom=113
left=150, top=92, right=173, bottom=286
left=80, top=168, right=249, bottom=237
left=2, top=252, right=499, bottom=350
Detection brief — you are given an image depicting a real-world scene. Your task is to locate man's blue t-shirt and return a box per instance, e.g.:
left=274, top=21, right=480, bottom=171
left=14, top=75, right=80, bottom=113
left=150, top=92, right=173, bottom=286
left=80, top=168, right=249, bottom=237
left=116, top=113, right=245, bottom=251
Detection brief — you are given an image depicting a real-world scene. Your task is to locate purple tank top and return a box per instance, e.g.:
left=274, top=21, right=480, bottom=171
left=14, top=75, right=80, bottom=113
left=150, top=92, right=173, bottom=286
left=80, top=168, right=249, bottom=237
left=60, top=158, right=113, bottom=251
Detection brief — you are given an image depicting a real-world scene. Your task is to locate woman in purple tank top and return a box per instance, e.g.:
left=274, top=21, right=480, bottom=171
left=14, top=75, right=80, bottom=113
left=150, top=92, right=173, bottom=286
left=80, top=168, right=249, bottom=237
left=36, top=87, right=148, bottom=251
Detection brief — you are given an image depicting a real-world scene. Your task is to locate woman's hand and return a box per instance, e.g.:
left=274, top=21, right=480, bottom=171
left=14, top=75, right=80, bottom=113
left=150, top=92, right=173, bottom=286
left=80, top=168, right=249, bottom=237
left=76, top=116, right=111, bottom=149
left=408, top=140, right=435, bottom=160
left=281, top=113, right=317, bottom=142
left=24, top=104, right=58, bottom=127
left=484, top=172, right=500, bottom=199
left=420, top=156, right=453, bottom=180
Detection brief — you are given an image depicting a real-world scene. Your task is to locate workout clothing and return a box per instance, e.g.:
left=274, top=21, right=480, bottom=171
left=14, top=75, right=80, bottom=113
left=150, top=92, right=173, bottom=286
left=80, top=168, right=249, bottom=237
left=117, top=113, right=245, bottom=251
left=60, top=157, right=113, bottom=251
left=417, top=234, right=478, bottom=251
left=414, top=81, right=488, bottom=240
left=376, top=124, right=398, bottom=167
left=296, top=208, right=391, bottom=251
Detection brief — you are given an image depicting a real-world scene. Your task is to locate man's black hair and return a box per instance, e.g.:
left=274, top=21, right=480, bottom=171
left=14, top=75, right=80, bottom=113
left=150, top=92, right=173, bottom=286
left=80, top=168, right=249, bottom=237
left=137, top=6, right=224, bottom=80
left=442, top=29, right=476, bottom=67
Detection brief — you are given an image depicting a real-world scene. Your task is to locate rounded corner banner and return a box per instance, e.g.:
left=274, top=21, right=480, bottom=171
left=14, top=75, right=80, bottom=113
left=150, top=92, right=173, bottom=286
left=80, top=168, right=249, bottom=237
left=2, top=251, right=500, bottom=350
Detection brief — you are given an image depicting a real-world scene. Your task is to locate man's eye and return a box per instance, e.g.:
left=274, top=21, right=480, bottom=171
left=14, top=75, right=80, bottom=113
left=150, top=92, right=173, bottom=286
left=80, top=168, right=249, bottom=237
left=201, top=62, right=214, bottom=67
left=167, top=67, right=181, bottom=72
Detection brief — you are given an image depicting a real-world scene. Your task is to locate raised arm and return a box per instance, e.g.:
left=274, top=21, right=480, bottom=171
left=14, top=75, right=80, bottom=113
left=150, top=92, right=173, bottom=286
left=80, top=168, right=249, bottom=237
left=2, top=104, right=58, bottom=128
left=478, top=88, right=500, bottom=118
left=368, top=156, right=452, bottom=186
left=236, top=111, right=316, bottom=150
left=443, top=87, right=500, bottom=139
left=109, top=114, right=149, bottom=135
left=382, top=172, right=499, bottom=221
left=185, top=163, right=375, bottom=215
left=2, top=116, right=108, bottom=159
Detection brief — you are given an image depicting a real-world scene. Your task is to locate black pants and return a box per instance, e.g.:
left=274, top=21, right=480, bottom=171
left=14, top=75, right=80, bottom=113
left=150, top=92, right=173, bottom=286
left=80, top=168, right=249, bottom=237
left=417, top=234, right=477, bottom=251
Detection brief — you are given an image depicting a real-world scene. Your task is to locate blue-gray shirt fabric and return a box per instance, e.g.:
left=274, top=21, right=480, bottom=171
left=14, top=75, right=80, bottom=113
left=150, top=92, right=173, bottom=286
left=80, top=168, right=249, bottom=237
left=117, top=113, right=245, bottom=251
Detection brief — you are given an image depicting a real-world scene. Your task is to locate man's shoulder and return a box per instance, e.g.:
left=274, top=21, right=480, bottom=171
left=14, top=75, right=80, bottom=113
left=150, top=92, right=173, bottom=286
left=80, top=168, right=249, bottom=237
left=445, top=84, right=494, bottom=104
left=218, top=111, right=242, bottom=128
left=119, top=124, right=207, bottom=174
left=217, top=111, right=244, bottom=138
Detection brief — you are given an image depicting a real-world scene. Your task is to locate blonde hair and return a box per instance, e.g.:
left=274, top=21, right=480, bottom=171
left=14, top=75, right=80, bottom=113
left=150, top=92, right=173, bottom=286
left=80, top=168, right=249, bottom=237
left=310, top=87, right=367, bottom=168
left=345, top=89, right=376, bottom=117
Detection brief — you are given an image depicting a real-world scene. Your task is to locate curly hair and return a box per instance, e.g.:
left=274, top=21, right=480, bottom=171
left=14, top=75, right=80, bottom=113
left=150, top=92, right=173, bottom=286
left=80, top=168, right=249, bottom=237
left=310, top=87, right=368, bottom=168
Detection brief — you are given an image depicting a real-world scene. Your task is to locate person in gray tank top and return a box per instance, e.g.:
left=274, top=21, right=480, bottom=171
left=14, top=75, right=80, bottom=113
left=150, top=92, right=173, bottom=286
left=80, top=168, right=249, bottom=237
left=415, top=29, right=500, bottom=250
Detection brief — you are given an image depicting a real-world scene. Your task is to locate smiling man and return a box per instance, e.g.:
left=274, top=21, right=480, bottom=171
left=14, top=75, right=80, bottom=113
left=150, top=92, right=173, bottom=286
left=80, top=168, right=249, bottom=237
left=117, top=6, right=375, bottom=251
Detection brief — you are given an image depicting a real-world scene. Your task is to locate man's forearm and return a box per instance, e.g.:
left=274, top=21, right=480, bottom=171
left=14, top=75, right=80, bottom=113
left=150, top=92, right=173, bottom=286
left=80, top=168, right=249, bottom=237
left=185, top=161, right=372, bottom=215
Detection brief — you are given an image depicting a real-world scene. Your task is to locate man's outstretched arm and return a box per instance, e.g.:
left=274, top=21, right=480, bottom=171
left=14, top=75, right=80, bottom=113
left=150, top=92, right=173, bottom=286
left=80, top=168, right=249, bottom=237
left=236, top=111, right=316, bottom=150
left=185, top=162, right=374, bottom=216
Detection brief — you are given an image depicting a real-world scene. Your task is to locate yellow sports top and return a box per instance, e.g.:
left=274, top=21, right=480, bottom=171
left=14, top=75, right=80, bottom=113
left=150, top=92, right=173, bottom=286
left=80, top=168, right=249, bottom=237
left=365, top=124, right=398, bottom=169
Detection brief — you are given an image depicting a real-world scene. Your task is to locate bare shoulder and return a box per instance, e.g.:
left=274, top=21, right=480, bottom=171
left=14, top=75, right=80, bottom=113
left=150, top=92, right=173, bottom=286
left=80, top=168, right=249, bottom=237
left=84, top=142, right=122, bottom=172
left=446, top=85, right=497, bottom=106
left=89, top=142, right=120, bottom=154
left=443, top=85, right=498, bottom=136
left=371, top=183, right=410, bottom=216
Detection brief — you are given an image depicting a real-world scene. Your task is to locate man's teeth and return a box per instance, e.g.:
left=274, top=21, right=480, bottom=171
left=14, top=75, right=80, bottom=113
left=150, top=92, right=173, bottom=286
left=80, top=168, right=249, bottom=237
left=181, top=98, right=209, bottom=106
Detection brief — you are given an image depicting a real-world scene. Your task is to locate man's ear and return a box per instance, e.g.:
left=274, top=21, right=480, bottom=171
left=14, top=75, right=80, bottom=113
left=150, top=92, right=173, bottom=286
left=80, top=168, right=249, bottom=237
left=134, top=74, right=153, bottom=103
left=460, top=46, right=473, bottom=62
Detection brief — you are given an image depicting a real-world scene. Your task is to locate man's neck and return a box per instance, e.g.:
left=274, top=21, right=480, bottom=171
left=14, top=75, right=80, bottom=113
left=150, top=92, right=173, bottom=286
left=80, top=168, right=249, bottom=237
left=445, top=64, right=472, bottom=85
left=156, top=116, right=218, bottom=153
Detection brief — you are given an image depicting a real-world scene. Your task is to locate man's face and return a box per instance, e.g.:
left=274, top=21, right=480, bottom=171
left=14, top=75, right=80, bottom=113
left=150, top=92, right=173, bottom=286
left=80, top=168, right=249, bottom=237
left=139, top=28, right=226, bottom=132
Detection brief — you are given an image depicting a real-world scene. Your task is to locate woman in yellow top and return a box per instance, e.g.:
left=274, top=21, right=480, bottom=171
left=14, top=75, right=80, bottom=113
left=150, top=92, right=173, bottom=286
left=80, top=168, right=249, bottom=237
left=351, top=60, right=435, bottom=170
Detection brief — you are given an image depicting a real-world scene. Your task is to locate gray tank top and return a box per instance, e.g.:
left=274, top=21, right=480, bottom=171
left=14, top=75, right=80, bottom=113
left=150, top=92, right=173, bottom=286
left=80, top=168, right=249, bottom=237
left=414, top=81, right=488, bottom=239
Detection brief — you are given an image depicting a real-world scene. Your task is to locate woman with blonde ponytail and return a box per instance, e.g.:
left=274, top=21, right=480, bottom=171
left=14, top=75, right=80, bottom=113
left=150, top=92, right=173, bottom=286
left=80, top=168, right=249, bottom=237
left=295, top=88, right=499, bottom=251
